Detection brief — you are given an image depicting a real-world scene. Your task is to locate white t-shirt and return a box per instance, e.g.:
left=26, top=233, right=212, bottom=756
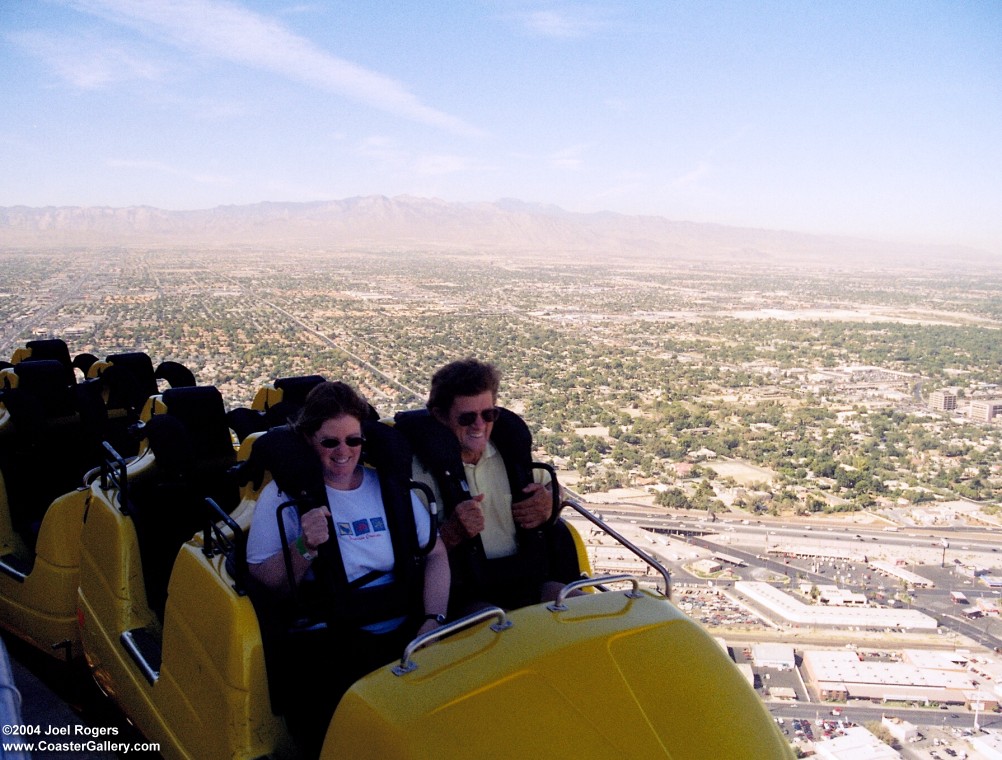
left=247, top=466, right=431, bottom=585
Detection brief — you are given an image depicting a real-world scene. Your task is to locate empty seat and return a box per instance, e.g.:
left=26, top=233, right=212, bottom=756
left=126, top=386, right=238, bottom=620
left=0, top=360, right=104, bottom=548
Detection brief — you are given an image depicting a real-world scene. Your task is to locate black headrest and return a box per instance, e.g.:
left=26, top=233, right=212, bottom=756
left=160, top=386, right=234, bottom=462
left=492, top=407, right=533, bottom=468
left=243, top=425, right=324, bottom=502
left=393, top=409, right=458, bottom=474
left=26, top=338, right=72, bottom=366
left=360, top=418, right=414, bottom=482
left=263, top=375, right=329, bottom=428
left=393, top=406, right=530, bottom=469
left=24, top=339, right=75, bottom=384
left=241, top=419, right=413, bottom=501
left=103, top=352, right=158, bottom=410
left=12, top=359, right=77, bottom=418
left=273, top=375, right=326, bottom=405
left=154, top=361, right=196, bottom=389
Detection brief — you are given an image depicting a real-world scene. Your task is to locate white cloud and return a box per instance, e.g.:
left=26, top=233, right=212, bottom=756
left=548, top=143, right=591, bottom=170
left=356, top=136, right=408, bottom=166
left=512, top=6, right=608, bottom=38
left=63, top=0, right=486, bottom=137
left=11, top=29, right=167, bottom=89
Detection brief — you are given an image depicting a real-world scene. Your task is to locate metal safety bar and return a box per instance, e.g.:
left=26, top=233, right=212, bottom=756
left=548, top=573, right=642, bottom=612
left=393, top=606, right=512, bottom=676
left=100, top=440, right=130, bottom=515
left=562, top=495, right=672, bottom=599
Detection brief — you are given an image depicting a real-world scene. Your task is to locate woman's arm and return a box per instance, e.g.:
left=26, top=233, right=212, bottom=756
left=248, top=505, right=331, bottom=594
left=416, top=538, right=450, bottom=635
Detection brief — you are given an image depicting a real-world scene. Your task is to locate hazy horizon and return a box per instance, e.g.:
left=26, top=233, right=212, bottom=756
left=3, top=1, right=1001, bottom=254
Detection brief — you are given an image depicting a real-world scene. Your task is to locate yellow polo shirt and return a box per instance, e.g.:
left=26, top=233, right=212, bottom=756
left=411, top=442, right=549, bottom=560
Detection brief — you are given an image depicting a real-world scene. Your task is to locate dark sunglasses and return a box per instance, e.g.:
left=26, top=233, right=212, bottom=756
left=318, top=435, right=365, bottom=449
left=456, top=408, right=500, bottom=426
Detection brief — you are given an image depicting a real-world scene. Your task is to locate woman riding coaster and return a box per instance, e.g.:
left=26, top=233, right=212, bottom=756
left=247, top=381, right=449, bottom=757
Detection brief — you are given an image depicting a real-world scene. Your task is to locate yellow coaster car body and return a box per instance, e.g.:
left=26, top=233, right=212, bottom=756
left=76, top=427, right=294, bottom=760
left=0, top=346, right=192, bottom=660
left=0, top=482, right=89, bottom=658
left=326, top=587, right=792, bottom=760
left=0, top=358, right=93, bottom=660
left=78, top=500, right=294, bottom=759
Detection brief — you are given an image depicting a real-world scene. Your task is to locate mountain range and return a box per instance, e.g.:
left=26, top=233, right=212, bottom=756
left=0, top=196, right=989, bottom=267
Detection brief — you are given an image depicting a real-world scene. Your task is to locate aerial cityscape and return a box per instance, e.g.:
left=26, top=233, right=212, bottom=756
left=2, top=234, right=1001, bottom=757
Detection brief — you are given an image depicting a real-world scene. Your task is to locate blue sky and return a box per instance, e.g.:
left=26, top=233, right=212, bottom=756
left=2, top=1, right=1000, bottom=252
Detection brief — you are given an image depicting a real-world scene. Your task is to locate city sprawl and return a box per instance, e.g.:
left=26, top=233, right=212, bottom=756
left=2, top=247, right=999, bottom=510
left=4, top=245, right=1002, bottom=756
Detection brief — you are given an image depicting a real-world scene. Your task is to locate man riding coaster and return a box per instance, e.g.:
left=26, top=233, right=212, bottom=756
left=396, top=358, right=580, bottom=615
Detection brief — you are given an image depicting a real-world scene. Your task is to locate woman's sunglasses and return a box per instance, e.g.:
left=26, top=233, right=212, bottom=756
left=318, top=435, right=365, bottom=449
left=456, top=408, right=500, bottom=427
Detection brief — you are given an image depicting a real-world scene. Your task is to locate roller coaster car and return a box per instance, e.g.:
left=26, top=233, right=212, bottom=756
left=77, top=407, right=791, bottom=759
left=0, top=357, right=105, bottom=659
left=0, top=346, right=197, bottom=660
left=331, top=579, right=793, bottom=759
left=76, top=384, right=284, bottom=758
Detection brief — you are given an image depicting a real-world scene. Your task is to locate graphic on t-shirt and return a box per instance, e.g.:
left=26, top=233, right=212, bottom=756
left=337, top=522, right=352, bottom=536
left=353, top=519, right=370, bottom=536
left=371, top=517, right=387, bottom=532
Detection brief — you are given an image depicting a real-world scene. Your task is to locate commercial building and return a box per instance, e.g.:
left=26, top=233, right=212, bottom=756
left=970, top=399, right=1002, bottom=423
left=880, top=716, right=918, bottom=743
left=929, top=389, right=958, bottom=411
left=801, top=649, right=975, bottom=705
left=735, top=582, right=938, bottom=631
left=868, top=561, right=935, bottom=589
left=813, top=725, right=901, bottom=760
left=751, top=643, right=796, bottom=670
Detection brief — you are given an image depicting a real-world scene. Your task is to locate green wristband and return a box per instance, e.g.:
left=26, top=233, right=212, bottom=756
left=295, top=535, right=317, bottom=561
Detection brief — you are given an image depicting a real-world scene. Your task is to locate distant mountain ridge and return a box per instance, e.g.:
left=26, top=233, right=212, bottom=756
left=0, top=196, right=988, bottom=266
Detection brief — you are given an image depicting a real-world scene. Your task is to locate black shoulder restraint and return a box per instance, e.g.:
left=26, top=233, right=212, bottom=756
left=394, top=407, right=556, bottom=603
left=245, top=422, right=425, bottom=628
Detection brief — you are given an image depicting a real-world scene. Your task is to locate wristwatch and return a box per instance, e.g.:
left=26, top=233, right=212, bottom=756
left=424, top=613, right=446, bottom=625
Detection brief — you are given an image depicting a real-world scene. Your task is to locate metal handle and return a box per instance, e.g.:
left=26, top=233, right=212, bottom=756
left=393, top=606, right=512, bottom=676
left=561, top=495, right=672, bottom=598
left=548, top=574, right=642, bottom=611
left=100, top=440, right=130, bottom=514
left=409, top=479, right=438, bottom=555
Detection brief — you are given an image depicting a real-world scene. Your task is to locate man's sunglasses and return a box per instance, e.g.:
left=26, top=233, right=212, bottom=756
left=456, top=408, right=500, bottom=427
left=318, top=435, right=366, bottom=449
